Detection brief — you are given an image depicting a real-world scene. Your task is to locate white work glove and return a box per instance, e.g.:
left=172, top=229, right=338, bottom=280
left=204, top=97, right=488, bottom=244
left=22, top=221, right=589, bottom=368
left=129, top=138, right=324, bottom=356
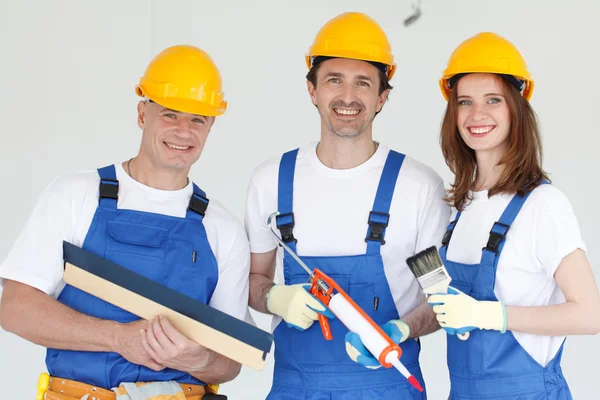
left=345, top=319, right=410, bottom=369
left=427, top=287, right=506, bottom=335
left=266, top=283, right=334, bottom=331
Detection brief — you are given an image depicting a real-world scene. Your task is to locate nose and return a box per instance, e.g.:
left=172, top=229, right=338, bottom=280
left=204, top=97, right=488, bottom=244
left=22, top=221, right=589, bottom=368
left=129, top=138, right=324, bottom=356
left=340, top=82, right=357, bottom=104
left=175, top=117, right=192, bottom=136
left=470, top=104, right=489, bottom=122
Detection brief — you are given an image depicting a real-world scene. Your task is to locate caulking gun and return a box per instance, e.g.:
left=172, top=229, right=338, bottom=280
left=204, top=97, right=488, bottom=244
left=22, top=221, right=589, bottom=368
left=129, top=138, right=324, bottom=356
left=267, top=212, right=424, bottom=392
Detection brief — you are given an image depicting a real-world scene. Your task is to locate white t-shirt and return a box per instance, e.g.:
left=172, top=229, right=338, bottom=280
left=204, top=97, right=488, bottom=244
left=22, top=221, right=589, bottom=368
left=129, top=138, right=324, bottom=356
left=245, top=142, right=451, bottom=332
left=0, top=163, right=251, bottom=322
left=445, top=184, right=587, bottom=367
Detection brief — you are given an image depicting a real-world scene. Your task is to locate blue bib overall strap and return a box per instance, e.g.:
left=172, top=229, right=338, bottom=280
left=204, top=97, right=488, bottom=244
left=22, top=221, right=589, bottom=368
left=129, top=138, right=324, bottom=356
left=97, top=165, right=210, bottom=219
left=439, top=211, right=461, bottom=260
left=440, top=182, right=571, bottom=399
left=47, top=164, right=220, bottom=390
left=98, top=164, right=119, bottom=210
left=477, top=190, right=536, bottom=294
left=365, top=150, right=405, bottom=254
left=276, top=149, right=406, bottom=253
left=187, top=184, right=210, bottom=221
left=269, top=149, right=425, bottom=400
left=440, top=192, right=533, bottom=298
left=275, top=148, right=298, bottom=254
left=441, top=181, right=550, bottom=260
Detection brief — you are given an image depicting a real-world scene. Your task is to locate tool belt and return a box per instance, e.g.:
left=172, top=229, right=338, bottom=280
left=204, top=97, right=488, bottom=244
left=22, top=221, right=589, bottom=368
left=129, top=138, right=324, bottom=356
left=37, top=373, right=225, bottom=400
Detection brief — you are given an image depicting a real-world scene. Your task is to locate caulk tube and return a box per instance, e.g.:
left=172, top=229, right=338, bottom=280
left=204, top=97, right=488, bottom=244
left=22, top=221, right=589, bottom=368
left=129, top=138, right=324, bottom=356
left=329, top=293, right=393, bottom=360
left=328, top=292, right=424, bottom=392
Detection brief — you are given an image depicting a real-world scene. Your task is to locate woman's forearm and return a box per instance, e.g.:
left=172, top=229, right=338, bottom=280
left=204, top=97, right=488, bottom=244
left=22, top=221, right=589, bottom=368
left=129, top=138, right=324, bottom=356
left=506, top=302, right=600, bottom=336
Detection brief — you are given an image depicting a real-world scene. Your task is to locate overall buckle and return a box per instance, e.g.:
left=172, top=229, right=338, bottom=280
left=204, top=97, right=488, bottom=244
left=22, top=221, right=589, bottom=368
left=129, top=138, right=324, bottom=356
left=99, top=178, right=119, bottom=199
left=276, top=212, right=297, bottom=244
left=484, top=222, right=510, bottom=253
left=188, top=192, right=209, bottom=216
left=365, top=211, right=390, bottom=244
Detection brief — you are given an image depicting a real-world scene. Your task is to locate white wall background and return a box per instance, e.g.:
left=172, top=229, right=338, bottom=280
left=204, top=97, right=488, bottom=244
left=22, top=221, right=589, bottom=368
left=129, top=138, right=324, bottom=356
left=1, top=0, right=599, bottom=398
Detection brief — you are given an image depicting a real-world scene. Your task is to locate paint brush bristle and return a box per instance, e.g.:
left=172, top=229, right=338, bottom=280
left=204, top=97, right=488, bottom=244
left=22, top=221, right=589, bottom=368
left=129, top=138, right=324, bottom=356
left=406, top=246, right=444, bottom=279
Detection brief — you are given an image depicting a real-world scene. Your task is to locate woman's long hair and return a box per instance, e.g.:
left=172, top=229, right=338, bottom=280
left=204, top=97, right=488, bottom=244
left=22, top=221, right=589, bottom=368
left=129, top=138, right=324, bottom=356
left=440, top=75, right=550, bottom=211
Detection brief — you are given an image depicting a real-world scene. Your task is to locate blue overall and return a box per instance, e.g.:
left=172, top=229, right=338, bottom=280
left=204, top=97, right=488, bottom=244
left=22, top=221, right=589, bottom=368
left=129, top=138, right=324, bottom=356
left=46, top=165, right=219, bottom=389
left=268, top=149, right=426, bottom=400
left=439, top=185, right=572, bottom=399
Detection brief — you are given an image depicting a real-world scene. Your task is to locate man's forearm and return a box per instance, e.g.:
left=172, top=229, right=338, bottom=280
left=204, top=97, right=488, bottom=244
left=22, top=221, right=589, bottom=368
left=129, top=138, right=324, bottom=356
left=249, top=273, right=275, bottom=314
left=189, top=350, right=241, bottom=384
left=402, top=300, right=440, bottom=338
left=0, top=280, right=119, bottom=352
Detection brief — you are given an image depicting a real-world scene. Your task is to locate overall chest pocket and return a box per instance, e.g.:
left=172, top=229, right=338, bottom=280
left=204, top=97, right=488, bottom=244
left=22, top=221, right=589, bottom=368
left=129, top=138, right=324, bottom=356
left=164, top=240, right=217, bottom=304
left=107, top=220, right=168, bottom=253
left=346, top=258, right=395, bottom=325
left=105, top=221, right=169, bottom=321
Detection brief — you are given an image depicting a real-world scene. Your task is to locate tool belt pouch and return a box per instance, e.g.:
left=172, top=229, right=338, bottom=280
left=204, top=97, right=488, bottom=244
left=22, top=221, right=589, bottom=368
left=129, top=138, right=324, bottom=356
left=42, top=376, right=223, bottom=400
left=115, top=381, right=186, bottom=399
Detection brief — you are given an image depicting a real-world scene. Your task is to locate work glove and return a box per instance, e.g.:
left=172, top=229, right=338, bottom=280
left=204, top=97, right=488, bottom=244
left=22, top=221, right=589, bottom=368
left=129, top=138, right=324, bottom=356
left=427, top=287, right=506, bottom=335
left=266, top=283, right=334, bottom=331
left=345, top=319, right=410, bottom=369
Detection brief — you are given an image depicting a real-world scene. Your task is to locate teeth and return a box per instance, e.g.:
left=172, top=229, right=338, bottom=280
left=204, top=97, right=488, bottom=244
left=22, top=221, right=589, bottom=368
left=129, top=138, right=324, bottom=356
left=167, top=143, right=190, bottom=150
left=470, top=126, right=494, bottom=134
left=334, top=108, right=359, bottom=116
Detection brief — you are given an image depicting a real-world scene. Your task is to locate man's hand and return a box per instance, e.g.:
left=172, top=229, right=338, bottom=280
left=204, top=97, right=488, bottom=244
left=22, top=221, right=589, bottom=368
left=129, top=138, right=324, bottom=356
left=345, top=320, right=410, bottom=369
left=267, top=283, right=334, bottom=330
left=113, top=319, right=165, bottom=371
left=141, top=315, right=212, bottom=373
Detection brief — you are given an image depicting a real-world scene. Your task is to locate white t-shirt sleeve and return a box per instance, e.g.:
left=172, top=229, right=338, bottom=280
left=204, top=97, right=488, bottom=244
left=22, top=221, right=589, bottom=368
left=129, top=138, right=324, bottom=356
left=533, top=187, right=587, bottom=278
left=244, top=167, right=278, bottom=254
left=208, top=222, right=252, bottom=322
left=415, top=179, right=452, bottom=251
left=0, top=178, right=75, bottom=296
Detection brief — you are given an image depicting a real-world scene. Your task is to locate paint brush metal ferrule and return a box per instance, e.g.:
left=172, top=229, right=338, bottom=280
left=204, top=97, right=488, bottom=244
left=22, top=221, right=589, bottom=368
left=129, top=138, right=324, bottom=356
left=417, top=266, right=451, bottom=295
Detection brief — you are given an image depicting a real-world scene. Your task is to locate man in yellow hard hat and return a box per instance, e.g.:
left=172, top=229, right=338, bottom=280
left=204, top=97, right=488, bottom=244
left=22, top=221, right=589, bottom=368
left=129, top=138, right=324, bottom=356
left=0, top=45, right=248, bottom=399
left=245, top=12, right=450, bottom=399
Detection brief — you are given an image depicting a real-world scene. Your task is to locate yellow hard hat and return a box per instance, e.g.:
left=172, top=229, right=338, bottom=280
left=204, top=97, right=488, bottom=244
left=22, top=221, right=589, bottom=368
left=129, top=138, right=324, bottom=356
left=135, top=45, right=227, bottom=116
left=439, top=32, right=534, bottom=101
left=306, top=12, right=396, bottom=80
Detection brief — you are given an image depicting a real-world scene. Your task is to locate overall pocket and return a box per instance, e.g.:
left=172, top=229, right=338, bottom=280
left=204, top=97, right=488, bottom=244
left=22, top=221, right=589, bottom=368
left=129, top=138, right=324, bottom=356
left=104, top=220, right=168, bottom=321
left=163, top=239, right=217, bottom=304
left=347, top=282, right=377, bottom=318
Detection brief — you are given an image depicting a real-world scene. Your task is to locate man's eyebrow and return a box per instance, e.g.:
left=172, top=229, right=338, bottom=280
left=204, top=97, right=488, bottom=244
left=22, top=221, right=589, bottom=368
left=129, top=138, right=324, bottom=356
left=158, top=107, right=180, bottom=113
left=355, top=75, right=373, bottom=82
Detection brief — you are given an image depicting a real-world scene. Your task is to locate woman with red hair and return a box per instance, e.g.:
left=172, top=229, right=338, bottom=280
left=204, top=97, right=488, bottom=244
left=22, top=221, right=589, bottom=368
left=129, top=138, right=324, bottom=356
left=428, top=32, right=600, bottom=399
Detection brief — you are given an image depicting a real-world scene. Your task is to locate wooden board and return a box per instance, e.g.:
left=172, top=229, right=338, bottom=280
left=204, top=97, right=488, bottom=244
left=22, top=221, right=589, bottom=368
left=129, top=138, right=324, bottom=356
left=62, top=241, right=273, bottom=371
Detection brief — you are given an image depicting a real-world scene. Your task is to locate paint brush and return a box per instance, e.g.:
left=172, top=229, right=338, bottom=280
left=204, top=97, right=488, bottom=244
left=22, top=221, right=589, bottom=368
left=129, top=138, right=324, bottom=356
left=406, top=245, right=469, bottom=340
left=406, top=246, right=451, bottom=295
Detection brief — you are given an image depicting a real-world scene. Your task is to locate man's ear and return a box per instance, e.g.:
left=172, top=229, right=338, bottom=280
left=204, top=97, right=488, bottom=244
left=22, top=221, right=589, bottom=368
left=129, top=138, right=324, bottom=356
left=376, top=89, right=391, bottom=113
left=137, top=100, right=148, bottom=129
left=307, top=80, right=317, bottom=107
